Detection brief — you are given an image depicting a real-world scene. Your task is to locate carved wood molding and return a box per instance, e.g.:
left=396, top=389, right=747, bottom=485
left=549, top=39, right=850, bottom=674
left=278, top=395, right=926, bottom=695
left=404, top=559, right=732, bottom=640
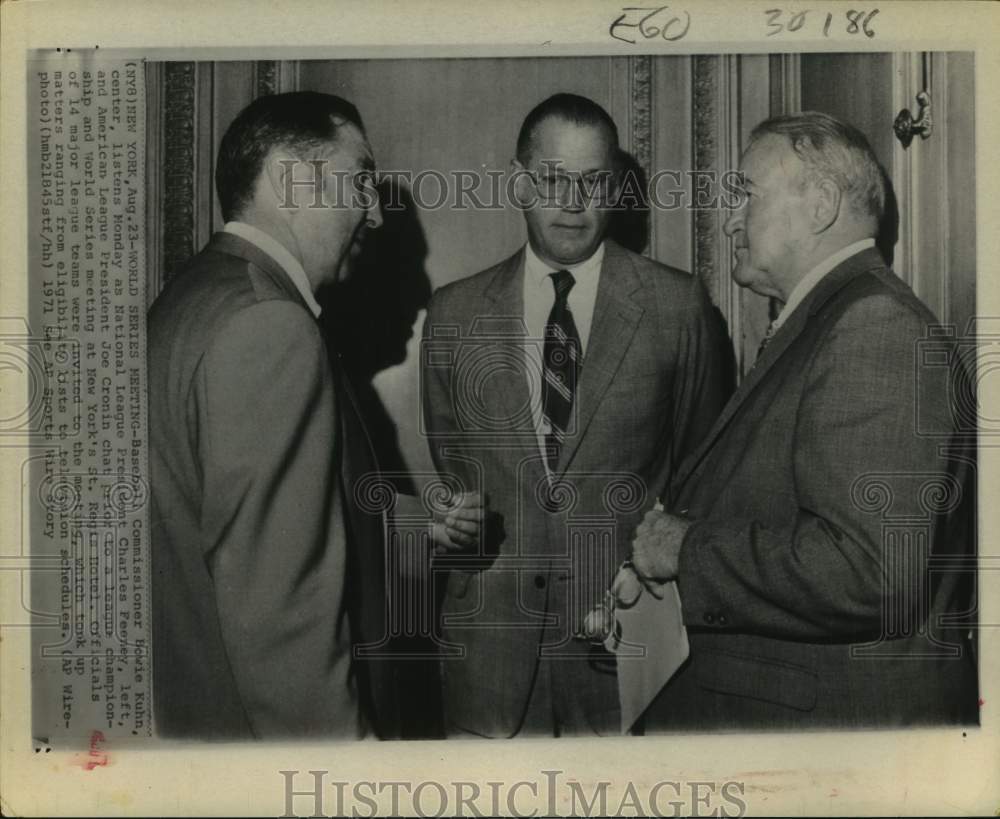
left=629, top=55, right=653, bottom=255
left=161, top=62, right=197, bottom=285
left=630, top=56, right=652, bottom=179
left=255, top=61, right=281, bottom=97
left=692, top=55, right=722, bottom=299
left=255, top=60, right=298, bottom=97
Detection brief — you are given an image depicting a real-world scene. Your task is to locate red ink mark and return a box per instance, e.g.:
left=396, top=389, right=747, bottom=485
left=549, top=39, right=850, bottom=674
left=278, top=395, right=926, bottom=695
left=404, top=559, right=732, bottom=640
left=84, top=730, right=108, bottom=770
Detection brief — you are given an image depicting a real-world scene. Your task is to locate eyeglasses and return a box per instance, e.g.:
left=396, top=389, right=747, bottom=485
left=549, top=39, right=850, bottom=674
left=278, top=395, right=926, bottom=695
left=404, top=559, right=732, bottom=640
left=573, top=559, right=637, bottom=646
left=526, top=170, right=617, bottom=205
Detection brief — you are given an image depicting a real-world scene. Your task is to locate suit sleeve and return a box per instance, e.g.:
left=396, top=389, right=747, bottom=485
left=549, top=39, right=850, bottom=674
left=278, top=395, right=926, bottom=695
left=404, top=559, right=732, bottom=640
left=194, top=300, right=357, bottom=738
left=676, top=294, right=952, bottom=639
left=664, top=278, right=735, bottom=496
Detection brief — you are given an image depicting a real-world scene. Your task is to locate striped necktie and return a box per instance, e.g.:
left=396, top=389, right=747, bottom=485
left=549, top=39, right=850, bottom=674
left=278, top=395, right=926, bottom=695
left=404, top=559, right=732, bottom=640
left=542, top=269, right=582, bottom=472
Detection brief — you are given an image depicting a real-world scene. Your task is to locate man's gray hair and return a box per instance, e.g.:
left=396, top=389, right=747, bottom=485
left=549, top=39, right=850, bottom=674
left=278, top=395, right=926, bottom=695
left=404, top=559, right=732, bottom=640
left=749, top=111, right=886, bottom=223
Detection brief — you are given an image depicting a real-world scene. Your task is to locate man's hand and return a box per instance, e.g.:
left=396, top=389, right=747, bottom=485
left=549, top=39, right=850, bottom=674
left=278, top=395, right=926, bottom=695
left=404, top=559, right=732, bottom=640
left=431, top=491, right=485, bottom=555
left=630, top=509, right=692, bottom=596
left=582, top=564, right=644, bottom=641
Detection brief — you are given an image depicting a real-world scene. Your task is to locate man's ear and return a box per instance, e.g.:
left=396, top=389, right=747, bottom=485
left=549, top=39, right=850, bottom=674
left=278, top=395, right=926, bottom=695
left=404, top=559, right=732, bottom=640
left=811, top=177, right=841, bottom=234
left=609, top=150, right=626, bottom=195
left=606, top=166, right=624, bottom=203
left=263, top=151, right=293, bottom=211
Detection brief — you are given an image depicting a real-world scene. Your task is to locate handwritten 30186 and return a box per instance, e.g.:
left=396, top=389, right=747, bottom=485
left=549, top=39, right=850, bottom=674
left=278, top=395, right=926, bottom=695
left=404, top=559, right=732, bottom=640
left=764, top=8, right=879, bottom=38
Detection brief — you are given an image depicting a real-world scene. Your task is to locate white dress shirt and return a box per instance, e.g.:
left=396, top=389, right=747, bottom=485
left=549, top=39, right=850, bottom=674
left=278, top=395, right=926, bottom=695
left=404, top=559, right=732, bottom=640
left=223, top=221, right=322, bottom=319
left=772, top=237, right=875, bottom=332
left=522, top=241, right=604, bottom=473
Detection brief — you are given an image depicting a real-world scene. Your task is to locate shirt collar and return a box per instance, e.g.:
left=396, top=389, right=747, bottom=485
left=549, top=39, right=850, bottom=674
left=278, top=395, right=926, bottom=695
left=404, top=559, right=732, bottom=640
left=222, top=221, right=323, bottom=318
left=524, top=241, right=605, bottom=289
left=773, top=237, right=875, bottom=330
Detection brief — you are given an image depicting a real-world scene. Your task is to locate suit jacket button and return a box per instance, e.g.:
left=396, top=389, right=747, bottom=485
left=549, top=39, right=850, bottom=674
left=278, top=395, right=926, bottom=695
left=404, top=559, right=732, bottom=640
left=534, top=574, right=546, bottom=589
left=717, top=613, right=728, bottom=626
left=703, top=612, right=715, bottom=624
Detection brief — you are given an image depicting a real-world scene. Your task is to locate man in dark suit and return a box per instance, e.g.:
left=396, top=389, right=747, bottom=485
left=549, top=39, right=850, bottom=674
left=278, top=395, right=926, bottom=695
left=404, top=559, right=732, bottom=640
left=628, top=111, right=977, bottom=728
left=148, top=92, right=477, bottom=740
left=421, top=93, right=733, bottom=737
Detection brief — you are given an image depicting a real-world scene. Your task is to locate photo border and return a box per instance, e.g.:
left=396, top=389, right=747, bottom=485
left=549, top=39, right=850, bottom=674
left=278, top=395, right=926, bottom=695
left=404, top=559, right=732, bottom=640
left=1, top=1, right=998, bottom=815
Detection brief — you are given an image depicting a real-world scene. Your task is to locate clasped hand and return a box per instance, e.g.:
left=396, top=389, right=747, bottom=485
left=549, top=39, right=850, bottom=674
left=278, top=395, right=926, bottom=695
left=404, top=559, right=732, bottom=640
left=628, top=508, right=689, bottom=595
left=431, top=491, right=486, bottom=555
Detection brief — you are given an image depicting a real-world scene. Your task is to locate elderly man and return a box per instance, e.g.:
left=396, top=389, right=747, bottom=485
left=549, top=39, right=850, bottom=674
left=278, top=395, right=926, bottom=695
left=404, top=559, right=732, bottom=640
left=148, top=92, right=477, bottom=740
left=422, top=93, right=732, bottom=737
left=629, top=111, right=977, bottom=729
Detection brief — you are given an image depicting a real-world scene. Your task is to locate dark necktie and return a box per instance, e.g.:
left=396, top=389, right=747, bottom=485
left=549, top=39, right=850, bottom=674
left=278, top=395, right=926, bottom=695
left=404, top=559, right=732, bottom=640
left=755, top=320, right=777, bottom=362
left=542, top=269, right=582, bottom=472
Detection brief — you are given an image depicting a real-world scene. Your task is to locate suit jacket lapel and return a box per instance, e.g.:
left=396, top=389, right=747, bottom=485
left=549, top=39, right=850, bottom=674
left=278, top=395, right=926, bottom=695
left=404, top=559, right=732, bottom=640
left=481, top=248, right=536, bottom=436
left=557, top=240, right=644, bottom=475
left=671, top=247, right=887, bottom=493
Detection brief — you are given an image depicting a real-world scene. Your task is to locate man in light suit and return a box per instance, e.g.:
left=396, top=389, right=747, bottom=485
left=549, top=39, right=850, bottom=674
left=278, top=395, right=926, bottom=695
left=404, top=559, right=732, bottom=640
left=628, top=111, right=977, bottom=728
left=422, top=93, right=733, bottom=737
left=148, top=92, right=477, bottom=740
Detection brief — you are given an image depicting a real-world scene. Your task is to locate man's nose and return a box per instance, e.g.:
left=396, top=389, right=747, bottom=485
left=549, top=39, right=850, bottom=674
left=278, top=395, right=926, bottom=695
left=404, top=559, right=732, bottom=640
left=561, top=181, right=587, bottom=213
left=723, top=206, right=743, bottom=238
left=365, top=195, right=383, bottom=230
